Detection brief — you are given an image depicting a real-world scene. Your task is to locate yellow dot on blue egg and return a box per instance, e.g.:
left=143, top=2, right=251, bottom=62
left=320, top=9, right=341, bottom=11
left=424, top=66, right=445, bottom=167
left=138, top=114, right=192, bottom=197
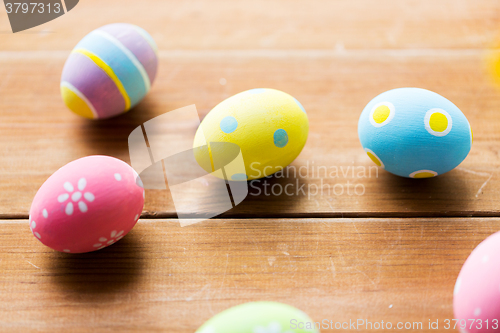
left=274, top=129, right=288, bottom=148
left=373, top=105, right=390, bottom=124
left=231, top=173, right=248, bottom=181
left=409, top=170, right=438, bottom=178
left=425, top=109, right=452, bottom=137
left=369, top=102, right=395, bottom=127
left=364, top=148, right=385, bottom=168
left=220, top=116, right=238, bottom=133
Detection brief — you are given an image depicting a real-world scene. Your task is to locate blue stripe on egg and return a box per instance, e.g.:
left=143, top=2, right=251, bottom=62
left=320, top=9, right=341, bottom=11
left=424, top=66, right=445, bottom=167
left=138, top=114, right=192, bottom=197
left=75, top=32, right=148, bottom=107
left=274, top=129, right=289, bottom=148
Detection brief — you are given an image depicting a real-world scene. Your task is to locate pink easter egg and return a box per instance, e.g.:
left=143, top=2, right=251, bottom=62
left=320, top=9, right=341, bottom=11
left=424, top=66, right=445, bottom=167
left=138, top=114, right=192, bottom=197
left=453, top=231, right=500, bottom=333
left=29, top=156, right=144, bottom=253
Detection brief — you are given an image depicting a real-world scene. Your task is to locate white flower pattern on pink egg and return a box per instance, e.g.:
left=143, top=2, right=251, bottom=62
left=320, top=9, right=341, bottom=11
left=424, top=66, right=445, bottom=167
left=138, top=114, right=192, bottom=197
left=93, top=230, right=125, bottom=250
left=57, top=178, right=95, bottom=215
left=30, top=220, right=41, bottom=240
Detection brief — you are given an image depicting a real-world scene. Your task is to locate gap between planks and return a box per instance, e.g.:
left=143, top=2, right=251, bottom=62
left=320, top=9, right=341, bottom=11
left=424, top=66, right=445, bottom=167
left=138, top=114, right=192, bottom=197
left=3, top=211, right=500, bottom=221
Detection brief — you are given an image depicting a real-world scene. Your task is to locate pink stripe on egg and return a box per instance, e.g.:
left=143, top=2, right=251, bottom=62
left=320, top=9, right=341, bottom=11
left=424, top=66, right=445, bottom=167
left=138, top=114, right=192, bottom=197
left=61, top=52, right=126, bottom=119
left=98, top=23, right=158, bottom=85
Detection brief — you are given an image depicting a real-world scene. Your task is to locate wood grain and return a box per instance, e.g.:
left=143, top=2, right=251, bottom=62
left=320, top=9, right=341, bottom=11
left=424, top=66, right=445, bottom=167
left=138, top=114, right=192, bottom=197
left=2, top=1, right=500, bottom=331
left=0, top=218, right=498, bottom=332
left=1, top=51, right=500, bottom=217
left=1, top=0, right=500, bottom=51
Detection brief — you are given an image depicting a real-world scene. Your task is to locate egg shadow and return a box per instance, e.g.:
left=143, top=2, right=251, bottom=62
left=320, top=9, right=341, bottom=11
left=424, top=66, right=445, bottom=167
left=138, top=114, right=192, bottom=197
left=377, top=169, right=477, bottom=216
left=74, top=97, right=167, bottom=157
left=220, top=166, right=310, bottom=218
left=47, top=231, right=145, bottom=300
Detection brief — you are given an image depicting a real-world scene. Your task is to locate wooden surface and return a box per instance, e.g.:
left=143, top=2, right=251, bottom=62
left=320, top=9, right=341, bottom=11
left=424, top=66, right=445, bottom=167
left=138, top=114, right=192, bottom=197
left=1, top=0, right=500, bottom=332
left=1, top=218, right=500, bottom=332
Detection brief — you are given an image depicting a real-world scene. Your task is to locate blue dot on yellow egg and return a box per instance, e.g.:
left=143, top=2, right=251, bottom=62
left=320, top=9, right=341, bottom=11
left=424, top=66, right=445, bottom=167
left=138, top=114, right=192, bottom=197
left=220, top=116, right=238, bottom=133
left=293, top=97, right=306, bottom=113
left=274, top=129, right=288, bottom=148
left=231, top=173, right=248, bottom=181
left=248, top=88, right=267, bottom=94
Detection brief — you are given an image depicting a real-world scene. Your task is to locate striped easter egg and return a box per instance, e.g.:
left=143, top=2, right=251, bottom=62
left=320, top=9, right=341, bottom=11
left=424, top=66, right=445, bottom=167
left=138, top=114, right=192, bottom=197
left=61, top=23, right=158, bottom=119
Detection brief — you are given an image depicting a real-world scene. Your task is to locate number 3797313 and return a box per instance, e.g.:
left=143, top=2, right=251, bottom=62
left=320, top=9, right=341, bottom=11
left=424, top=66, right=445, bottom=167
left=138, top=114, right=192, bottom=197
left=443, top=318, right=499, bottom=330
left=5, top=2, right=61, bottom=14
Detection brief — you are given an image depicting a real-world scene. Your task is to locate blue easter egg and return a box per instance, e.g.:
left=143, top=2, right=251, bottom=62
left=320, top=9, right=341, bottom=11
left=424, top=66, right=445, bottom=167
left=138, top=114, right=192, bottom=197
left=358, top=88, right=473, bottom=178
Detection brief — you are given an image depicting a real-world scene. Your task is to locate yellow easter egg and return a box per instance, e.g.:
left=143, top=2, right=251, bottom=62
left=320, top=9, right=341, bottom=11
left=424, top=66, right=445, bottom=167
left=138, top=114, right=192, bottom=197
left=193, top=88, right=309, bottom=181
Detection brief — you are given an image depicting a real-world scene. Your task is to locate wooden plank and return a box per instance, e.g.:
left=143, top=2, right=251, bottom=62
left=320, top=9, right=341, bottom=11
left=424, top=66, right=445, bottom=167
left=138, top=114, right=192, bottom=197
left=0, top=217, right=498, bottom=332
left=1, top=0, right=499, bottom=51
left=1, top=52, right=500, bottom=217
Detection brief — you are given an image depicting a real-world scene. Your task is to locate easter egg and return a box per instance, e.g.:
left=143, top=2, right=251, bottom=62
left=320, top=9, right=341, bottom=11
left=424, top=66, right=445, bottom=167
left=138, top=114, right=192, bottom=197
left=29, top=156, right=144, bottom=253
left=453, top=231, right=500, bottom=333
left=195, top=301, right=319, bottom=333
left=61, top=23, right=158, bottom=119
left=358, top=88, right=472, bottom=178
left=193, top=88, right=309, bottom=181
left=486, top=37, right=500, bottom=89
